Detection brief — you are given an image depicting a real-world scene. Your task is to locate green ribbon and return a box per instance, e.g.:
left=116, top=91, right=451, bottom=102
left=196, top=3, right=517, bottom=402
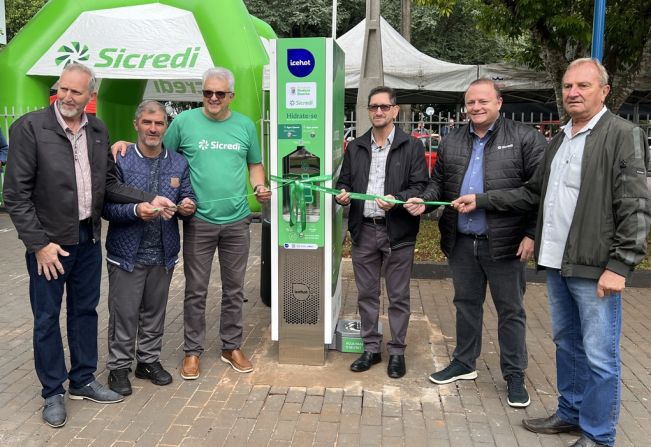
left=270, top=174, right=451, bottom=234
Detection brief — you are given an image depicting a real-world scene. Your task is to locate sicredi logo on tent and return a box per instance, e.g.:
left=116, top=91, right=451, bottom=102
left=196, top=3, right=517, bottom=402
left=287, top=49, right=315, bottom=78
left=55, top=42, right=201, bottom=70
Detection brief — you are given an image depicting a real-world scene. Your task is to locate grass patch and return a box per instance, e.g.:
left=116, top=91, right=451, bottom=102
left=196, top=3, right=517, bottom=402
left=342, top=218, right=651, bottom=269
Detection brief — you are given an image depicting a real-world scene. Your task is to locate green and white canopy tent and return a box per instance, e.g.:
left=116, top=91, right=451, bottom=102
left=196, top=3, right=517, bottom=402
left=0, top=0, right=275, bottom=141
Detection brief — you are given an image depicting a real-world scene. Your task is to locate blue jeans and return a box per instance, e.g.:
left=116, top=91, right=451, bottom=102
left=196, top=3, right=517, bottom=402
left=547, top=269, right=621, bottom=446
left=27, top=221, right=102, bottom=398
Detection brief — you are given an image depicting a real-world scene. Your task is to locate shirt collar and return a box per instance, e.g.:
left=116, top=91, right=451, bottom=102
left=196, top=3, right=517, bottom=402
left=469, top=120, right=496, bottom=139
left=371, top=126, right=396, bottom=149
left=53, top=100, right=89, bottom=133
left=564, top=105, right=608, bottom=138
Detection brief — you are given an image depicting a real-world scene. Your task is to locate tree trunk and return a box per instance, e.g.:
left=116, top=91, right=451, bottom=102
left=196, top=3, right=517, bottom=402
left=401, top=0, right=411, bottom=42
left=608, top=28, right=651, bottom=114
left=532, top=29, right=569, bottom=123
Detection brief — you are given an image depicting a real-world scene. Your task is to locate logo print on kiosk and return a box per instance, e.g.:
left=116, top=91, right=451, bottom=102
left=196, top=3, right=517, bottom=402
left=287, top=49, right=315, bottom=78
left=292, top=283, right=310, bottom=301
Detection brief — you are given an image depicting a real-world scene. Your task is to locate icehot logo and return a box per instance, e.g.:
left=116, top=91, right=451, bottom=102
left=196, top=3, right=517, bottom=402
left=287, top=49, right=315, bottom=78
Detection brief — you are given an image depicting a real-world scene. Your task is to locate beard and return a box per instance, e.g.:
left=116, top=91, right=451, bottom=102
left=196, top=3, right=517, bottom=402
left=57, top=101, right=83, bottom=119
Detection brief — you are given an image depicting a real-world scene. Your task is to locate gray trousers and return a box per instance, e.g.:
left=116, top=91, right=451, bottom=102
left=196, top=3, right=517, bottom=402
left=106, top=263, right=173, bottom=370
left=183, top=215, right=251, bottom=355
left=448, top=234, right=528, bottom=378
left=351, top=222, right=415, bottom=355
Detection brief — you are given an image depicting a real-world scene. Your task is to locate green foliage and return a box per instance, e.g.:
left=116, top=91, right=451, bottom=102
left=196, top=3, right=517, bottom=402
left=381, top=0, right=512, bottom=64
left=417, top=0, right=651, bottom=114
left=245, top=0, right=512, bottom=65
left=3, top=0, right=48, bottom=44
left=243, top=0, right=366, bottom=38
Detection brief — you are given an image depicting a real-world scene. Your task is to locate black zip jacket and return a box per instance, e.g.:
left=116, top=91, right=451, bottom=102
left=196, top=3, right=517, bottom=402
left=421, top=117, right=546, bottom=259
left=336, top=126, right=428, bottom=249
left=4, top=105, right=155, bottom=253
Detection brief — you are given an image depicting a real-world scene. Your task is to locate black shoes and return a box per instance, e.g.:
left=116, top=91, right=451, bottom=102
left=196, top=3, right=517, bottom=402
left=350, top=351, right=382, bottom=372
left=108, top=368, right=132, bottom=396
left=109, top=362, right=172, bottom=396
left=522, top=414, right=581, bottom=435
left=506, top=374, right=531, bottom=408
left=135, top=361, right=173, bottom=386
left=350, top=352, right=406, bottom=378
left=387, top=355, right=406, bottom=378
left=570, top=435, right=609, bottom=447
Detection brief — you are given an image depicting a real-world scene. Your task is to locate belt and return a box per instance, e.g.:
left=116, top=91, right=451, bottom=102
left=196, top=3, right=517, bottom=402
left=460, top=233, right=488, bottom=240
left=79, top=217, right=92, bottom=226
left=362, top=216, right=386, bottom=225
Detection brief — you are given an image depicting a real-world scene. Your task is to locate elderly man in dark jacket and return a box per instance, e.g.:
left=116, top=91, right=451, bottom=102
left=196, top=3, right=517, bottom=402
left=336, top=86, right=428, bottom=379
left=103, top=100, right=195, bottom=397
left=405, top=79, right=546, bottom=407
left=3, top=64, right=174, bottom=428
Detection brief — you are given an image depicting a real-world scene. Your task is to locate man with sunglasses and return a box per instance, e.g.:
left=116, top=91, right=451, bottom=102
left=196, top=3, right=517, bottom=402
left=335, top=86, right=428, bottom=378
left=112, top=67, right=271, bottom=379
left=404, top=79, right=546, bottom=408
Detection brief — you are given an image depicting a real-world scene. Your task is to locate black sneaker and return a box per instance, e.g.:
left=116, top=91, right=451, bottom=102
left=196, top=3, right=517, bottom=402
left=108, top=368, right=132, bottom=396
left=135, top=361, right=173, bottom=386
left=429, top=360, right=478, bottom=384
left=506, top=374, right=531, bottom=408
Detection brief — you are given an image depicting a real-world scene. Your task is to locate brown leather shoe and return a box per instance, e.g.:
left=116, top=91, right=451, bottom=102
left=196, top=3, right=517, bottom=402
left=181, top=355, right=200, bottom=380
left=221, top=349, right=253, bottom=373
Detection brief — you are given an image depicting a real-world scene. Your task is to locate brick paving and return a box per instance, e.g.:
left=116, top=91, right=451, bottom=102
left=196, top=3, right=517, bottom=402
left=0, top=211, right=650, bottom=446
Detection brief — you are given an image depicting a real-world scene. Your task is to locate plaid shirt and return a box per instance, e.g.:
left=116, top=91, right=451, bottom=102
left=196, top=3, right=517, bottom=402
left=363, top=127, right=395, bottom=218
left=54, top=101, right=92, bottom=220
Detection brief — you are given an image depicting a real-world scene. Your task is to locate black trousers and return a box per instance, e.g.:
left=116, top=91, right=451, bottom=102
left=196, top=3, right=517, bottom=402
left=448, top=234, right=528, bottom=378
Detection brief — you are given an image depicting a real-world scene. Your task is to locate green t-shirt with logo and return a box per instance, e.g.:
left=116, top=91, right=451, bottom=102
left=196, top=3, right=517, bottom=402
left=163, top=107, right=262, bottom=225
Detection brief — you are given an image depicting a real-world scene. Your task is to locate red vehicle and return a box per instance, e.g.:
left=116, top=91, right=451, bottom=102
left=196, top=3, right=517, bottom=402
left=412, top=130, right=439, bottom=175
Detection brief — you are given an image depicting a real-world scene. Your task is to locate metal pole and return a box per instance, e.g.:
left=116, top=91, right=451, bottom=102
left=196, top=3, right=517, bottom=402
left=591, top=0, right=606, bottom=61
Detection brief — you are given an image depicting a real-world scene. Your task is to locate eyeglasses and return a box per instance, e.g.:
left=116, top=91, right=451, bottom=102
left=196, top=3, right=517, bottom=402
left=202, top=90, right=232, bottom=99
left=367, top=104, right=394, bottom=112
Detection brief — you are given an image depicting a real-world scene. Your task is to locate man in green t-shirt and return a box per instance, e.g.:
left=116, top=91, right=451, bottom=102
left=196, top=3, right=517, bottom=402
left=113, top=68, right=271, bottom=378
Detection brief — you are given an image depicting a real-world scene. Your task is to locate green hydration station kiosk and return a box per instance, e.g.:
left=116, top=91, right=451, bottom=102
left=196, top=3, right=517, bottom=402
left=270, top=38, right=346, bottom=365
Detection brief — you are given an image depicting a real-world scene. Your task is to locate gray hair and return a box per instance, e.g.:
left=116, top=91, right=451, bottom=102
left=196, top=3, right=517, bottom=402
left=61, top=63, right=98, bottom=93
left=566, top=58, right=609, bottom=86
left=134, top=100, right=167, bottom=122
left=202, top=67, right=235, bottom=91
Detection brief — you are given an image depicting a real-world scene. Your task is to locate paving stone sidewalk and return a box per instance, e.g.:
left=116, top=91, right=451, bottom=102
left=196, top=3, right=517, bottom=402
left=0, top=212, right=649, bottom=446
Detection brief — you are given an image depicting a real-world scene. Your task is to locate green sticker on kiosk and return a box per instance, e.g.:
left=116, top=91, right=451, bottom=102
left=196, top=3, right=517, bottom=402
left=278, top=124, right=302, bottom=139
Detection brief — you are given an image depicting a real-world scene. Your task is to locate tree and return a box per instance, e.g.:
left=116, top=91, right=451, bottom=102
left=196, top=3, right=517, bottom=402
left=2, top=0, right=48, bottom=45
left=243, top=0, right=365, bottom=38
left=418, top=0, right=651, bottom=119
left=383, top=0, right=513, bottom=65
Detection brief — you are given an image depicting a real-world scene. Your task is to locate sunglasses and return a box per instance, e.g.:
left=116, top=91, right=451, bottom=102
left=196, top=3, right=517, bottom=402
left=202, top=90, right=232, bottom=99
left=367, top=104, right=394, bottom=112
